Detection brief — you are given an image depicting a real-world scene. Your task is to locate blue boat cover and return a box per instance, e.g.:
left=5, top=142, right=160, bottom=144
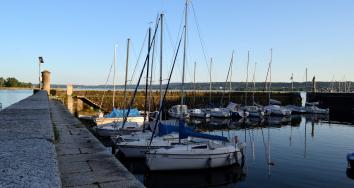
left=158, top=120, right=228, bottom=142
left=105, top=108, right=140, bottom=118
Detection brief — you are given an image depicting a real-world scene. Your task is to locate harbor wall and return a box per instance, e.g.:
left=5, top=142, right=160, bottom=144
left=307, top=92, right=354, bottom=122
left=51, top=89, right=302, bottom=112
left=0, top=91, right=61, bottom=187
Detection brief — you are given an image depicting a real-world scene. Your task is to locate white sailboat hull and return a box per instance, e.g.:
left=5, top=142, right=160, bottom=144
left=146, top=144, right=243, bottom=171
left=95, top=116, right=146, bottom=125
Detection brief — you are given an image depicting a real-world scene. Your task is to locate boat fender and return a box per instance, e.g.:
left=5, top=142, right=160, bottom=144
left=347, top=153, right=354, bottom=168
left=207, top=157, right=212, bottom=168
left=111, top=144, right=116, bottom=155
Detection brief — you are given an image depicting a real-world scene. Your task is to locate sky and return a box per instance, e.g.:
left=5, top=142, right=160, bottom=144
left=0, top=0, right=353, bottom=85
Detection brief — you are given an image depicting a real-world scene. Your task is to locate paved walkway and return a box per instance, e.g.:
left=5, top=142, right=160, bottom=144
left=0, top=91, right=61, bottom=188
left=50, top=99, right=144, bottom=188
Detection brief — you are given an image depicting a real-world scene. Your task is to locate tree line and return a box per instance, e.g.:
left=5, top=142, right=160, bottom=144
left=0, top=77, right=32, bottom=88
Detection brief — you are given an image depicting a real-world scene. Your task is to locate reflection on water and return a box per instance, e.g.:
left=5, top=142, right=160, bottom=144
left=120, top=114, right=354, bottom=188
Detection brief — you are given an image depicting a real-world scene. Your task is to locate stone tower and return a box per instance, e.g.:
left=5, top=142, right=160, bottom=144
left=41, top=70, right=51, bottom=94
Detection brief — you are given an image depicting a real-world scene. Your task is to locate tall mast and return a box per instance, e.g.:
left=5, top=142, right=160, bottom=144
left=149, top=22, right=157, bottom=114
left=209, top=58, right=212, bottom=106
left=180, top=0, right=188, bottom=114
left=245, top=51, right=250, bottom=105
left=229, top=52, right=234, bottom=103
left=291, top=73, right=294, bottom=92
left=268, top=48, right=272, bottom=105
left=112, top=45, right=117, bottom=109
left=193, top=61, right=196, bottom=106
left=144, top=27, right=151, bottom=128
left=159, top=13, right=164, bottom=120
left=252, top=62, right=257, bottom=105
left=124, top=39, right=130, bottom=110
left=305, top=68, right=308, bottom=92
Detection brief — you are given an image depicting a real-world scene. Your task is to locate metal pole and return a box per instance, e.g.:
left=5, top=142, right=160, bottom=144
left=209, top=58, right=212, bottom=106
left=124, top=39, right=130, bottom=110
left=144, top=28, right=151, bottom=128
left=159, top=13, right=164, bottom=120
left=112, top=45, right=117, bottom=109
left=38, top=61, right=41, bottom=89
left=245, top=51, right=249, bottom=105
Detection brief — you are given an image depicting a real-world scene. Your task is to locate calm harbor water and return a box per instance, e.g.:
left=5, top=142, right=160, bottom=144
left=120, top=115, right=354, bottom=188
left=0, top=89, right=33, bottom=109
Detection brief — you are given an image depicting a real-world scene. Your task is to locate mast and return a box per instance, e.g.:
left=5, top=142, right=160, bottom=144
left=159, top=13, right=164, bottom=120
left=149, top=23, right=157, bottom=114
left=112, top=45, right=117, bottom=109
left=229, top=51, right=234, bottom=103
left=143, top=27, right=151, bottom=130
left=193, top=61, right=196, bottom=106
left=209, top=58, right=212, bottom=106
left=252, top=62, right=257, bottom=105
left=181, top=0, right=188, bottom=113
left=268, top=48, right=272, bottom=105
left=291, top=73, right=294, bottom=92
left=245, top=51, right=250, bottom=105
left=305, top=68, right=308, bottom=92
left=124, top=39, right=130, bottom=110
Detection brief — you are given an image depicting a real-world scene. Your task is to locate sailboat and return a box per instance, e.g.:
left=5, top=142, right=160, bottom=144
left=146, top=1, right=244, bottom=171
left=263, top=49, right=292, bottom=116
left=114, top=14, right=187, bottom=158
left=189, top=62, right=211, bottom=118
left=305, top=102, right=329, bottom=114
left=242, top=61, right=265, bottom=117
left=95, top=43, right=146, bottom=127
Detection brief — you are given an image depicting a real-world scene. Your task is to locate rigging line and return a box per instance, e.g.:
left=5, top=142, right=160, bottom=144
left=129, top=30, right=149, bottom=86
left=165, top=7, right=185, bottom=84
left=191, top=1, right=212, bottom=78
left=220, top=51, right=234, bottom=106
left=149, top=29, right=184, bottom=147
left=121, top=16, right=161, bottom=129
left=99, top=59, right=114, bottom=108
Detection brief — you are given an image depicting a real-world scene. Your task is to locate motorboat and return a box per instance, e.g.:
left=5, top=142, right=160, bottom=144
left=305, top=102, right=329, bottom=114
left=242, top=105, right=264, bottom=117
left=188, top=108, right=210, bottom=118
left=264, top=105, right=292, bottom=116
left=208, top=108, right=231, bottom=118
left=285, top=105, right=307, bottom=114
left=226, top=102, right=249, bottom=118
left=168, top=105, right=189, bottom=118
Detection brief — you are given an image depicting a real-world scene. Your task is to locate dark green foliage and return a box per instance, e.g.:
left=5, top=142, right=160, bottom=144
left=0, top=77, right=32, bottom=88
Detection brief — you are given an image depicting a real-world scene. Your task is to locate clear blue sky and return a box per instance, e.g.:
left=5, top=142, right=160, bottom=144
left=1, top=0, right=353, bottom=85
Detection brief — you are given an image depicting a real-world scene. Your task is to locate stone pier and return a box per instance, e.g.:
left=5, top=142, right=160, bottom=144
left=0, top=91, right=144, bottom=188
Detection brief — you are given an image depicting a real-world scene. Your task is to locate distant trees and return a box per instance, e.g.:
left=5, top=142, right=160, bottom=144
left=0, top=77, right=32, bottom=88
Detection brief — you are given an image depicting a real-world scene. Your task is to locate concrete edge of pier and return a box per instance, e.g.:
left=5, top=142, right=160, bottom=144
left=0, top=91, right=144, bottom=188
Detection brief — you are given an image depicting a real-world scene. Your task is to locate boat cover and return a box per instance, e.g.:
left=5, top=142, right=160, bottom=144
left=105, top=108, right=140, bottom=118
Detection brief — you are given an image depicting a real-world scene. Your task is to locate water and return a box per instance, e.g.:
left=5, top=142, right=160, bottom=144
left=120, top=115, right=354, bottom=188
left=0, top=89, right=33, bottom=109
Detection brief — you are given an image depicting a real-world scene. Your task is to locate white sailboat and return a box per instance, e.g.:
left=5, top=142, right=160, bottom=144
left=168, top=104, right=189, bottom=118
left=263, top=49, right=291, bottom=116
left=305, top=102, right=329, bottom=114
left=114, top=13, right=187, bottom=158
left=95, top=42, right=147, bottom=137
left=146, top=1, right=244, bottom=171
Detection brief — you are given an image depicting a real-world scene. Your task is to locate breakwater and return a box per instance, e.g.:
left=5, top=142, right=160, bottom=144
left=51, top=89, right=302, bottom=113
left=0, top=90, right=144, bottom=187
